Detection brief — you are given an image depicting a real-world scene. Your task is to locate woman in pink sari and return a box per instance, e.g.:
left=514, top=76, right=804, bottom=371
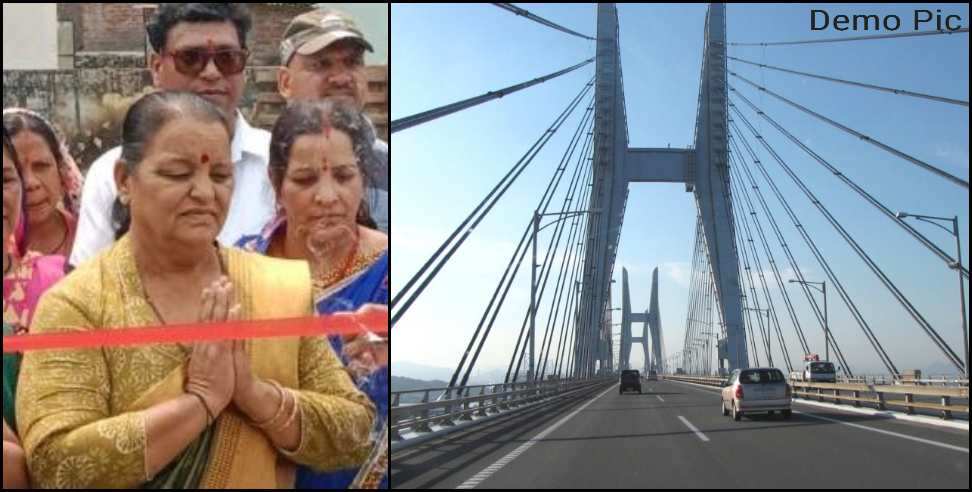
left=2, top=109, right=84, bottom=259
left=2, top=253, right=65, bottom=336
left=4, top=118, right=70, bottom=486
left=3, top=127, right=30, bottom=489
left=2, top=109, right=76, bottom=334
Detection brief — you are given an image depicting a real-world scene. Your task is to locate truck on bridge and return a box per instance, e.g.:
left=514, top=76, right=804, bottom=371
left=789, top=354, right=838, bottom=383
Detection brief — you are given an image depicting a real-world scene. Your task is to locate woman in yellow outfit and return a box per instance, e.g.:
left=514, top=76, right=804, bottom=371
left=15, top=91, right=375, bottom=489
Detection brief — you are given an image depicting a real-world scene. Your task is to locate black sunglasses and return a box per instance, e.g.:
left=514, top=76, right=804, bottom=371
left=163, top=48, right=250, bottom=77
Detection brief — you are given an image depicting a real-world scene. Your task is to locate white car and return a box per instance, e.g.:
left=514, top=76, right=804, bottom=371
left=721, top=368, right=792, bottom=421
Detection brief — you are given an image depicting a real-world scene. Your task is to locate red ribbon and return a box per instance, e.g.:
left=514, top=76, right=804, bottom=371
left=2, top=310, right=387, bottom=354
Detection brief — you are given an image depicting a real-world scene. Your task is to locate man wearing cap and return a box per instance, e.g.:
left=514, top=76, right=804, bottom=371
left=277, top=8, right=389, bottom=233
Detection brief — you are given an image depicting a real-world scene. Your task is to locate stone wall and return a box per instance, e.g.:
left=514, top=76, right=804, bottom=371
left=3, top=68, right=153, bottom=169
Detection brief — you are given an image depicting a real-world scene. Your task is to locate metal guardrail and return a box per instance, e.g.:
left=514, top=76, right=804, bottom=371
left=841, top=375, right=970, bottom=386
left=663, top=375, right=969, bottom=420
left=391, top=378, right=613, bottom=448
left=664, top=375, right=725, bottom=386
left=789, top=381, right=969, bottom=419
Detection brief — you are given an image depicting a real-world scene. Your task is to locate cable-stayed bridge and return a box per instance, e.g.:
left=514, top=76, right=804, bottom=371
left=390, top=4, right=969, bottom=489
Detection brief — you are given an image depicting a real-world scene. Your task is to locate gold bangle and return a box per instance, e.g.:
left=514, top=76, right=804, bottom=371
left=251, top=379, right=287, bottom=429
left=186, top=391, right=214, bottom=427
left=268, top=389, right=300, bottom=434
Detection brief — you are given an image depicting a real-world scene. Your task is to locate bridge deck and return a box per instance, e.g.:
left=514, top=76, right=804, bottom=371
left=391, top=379, right=969, bottom=489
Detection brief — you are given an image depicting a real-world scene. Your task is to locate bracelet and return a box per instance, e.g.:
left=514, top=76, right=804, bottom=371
left=186, top=390, right=214, bottom=427
left=251, top=379, right=287, bottom=429
left=267, top=389, right=300, bottom=434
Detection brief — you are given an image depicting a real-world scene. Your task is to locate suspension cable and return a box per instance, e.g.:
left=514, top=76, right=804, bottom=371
left=729, top=129, right=855, bottom=376
left=541, top=163, right=595, bottom=379
left=731, top=101, right=965, bottom=373
left=728, top=56, right=968, bottom=107
left=728, top=147, right=812, bottom=356
left=508, top=128, right=595, bottom=383
left=730, top=72, right=969, bottom=190
left=493, top=3, right=597, bottom=41
left=451, top=99, right=595, bottom=388
left=729, top=156, right=794, bottom=372
left=391, top=79, right=593, bottom=327
left=727, top=28, right=969, bottom=47
left=732, top=89, right=969, bottom=280
left=553, top=196, right=592, bottom=377
left=392, top=58, right=594, bottom=133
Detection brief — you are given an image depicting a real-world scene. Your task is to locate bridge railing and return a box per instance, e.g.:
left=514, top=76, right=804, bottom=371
left=850, top=375, right=969, bottom=387
left=789, top=381, right=969, bottom=419
left=391, top=377, right=613, bottom=447
left=661, top=374, right=969, bottom=419
left=662, top=375, right=724, bottom=386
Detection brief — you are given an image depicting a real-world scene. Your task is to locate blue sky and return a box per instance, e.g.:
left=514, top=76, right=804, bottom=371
left=391, top=3, right=970, bottom=380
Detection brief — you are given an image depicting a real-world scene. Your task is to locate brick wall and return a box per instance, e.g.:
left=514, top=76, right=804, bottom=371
left=84, top=4, right=146, bottom=52
left=58, top=3, right=319, bottom=67
left=3, top=64, right=388, bottom=172
left=250, top=65, right=388, bottom=140
left=248, top=4, right=316, bottom=66
left=11, top=4, right=386, bottom=170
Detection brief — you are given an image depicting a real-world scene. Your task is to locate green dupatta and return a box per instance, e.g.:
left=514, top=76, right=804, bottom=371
left=2, top=323, right=19, bottom=434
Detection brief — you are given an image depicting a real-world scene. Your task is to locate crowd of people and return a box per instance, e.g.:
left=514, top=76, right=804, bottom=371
left=2, top=3, right=389, bottom=489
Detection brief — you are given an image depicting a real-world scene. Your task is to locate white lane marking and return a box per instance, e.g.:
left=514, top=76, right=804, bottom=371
left=656, top=395, right=665, bottom=402
left=794, top=411, right=969, bottom=454
left=677, top=415, right=711, bottom=442
left=791, top=398, right=968, bottom=431
left=455, top=383, right=618, bottom=489
left=664, top=379, right=969, bottom=453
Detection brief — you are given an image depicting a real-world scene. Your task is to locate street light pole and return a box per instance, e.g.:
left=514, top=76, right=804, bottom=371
left=530, top=208, right=602, bottom=383
left=766, top=309, right=772, bottom=367
left=789, top=279, right=828, bottom=362
left=954, top=216, right=969, bottom=380
left=530, top=211, right=539, bottom=383
left=898, top=212, right=969, bottom=378
left=823, top=281, right=829, bottom=363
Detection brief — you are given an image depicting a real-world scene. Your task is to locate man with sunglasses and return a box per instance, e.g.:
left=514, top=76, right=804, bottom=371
left=277, top=9, right=389, bottom=233
left=70, top=3, right=275, bottom=267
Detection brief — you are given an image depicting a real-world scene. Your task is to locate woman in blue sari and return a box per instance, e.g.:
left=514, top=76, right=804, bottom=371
left=238, top=99, right=388, bottom=489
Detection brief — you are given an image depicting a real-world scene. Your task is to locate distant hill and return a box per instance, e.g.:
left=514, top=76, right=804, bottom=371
left=922, top=360, right=963, bottom=378
left=393, top=360, right=515, bottom=386
left=391, top=375, right=449, bottom=392
left=392, top=376, right=449, bottom=405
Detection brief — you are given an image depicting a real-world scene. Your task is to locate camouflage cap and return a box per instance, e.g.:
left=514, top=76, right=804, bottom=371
left=280, top=9, right=374, bottom=66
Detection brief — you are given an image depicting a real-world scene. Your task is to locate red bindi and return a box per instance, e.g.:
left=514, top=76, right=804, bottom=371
left=201, top=153, right=210, bottom=164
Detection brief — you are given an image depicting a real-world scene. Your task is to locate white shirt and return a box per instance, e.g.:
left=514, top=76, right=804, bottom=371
left=367, top=188, right=388, bottom=233
left=366, top=133, right=389, bottom=233
left=69, top=112, right=276, bottom=267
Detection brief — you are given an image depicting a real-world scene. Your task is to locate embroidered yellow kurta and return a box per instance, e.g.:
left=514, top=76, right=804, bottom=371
left=15, top=236, right=376, bottom=488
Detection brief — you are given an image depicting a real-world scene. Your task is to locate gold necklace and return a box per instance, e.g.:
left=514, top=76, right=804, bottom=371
left=314, top=234, right=361, bottom=290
